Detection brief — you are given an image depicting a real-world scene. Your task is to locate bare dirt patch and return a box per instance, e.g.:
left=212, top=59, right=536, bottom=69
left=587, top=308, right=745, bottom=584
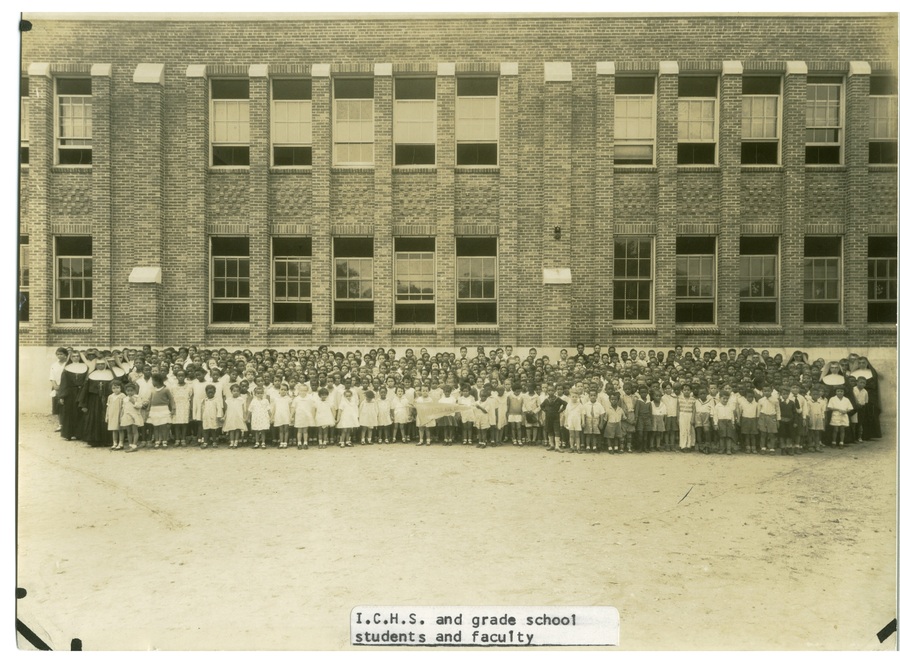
left=16, top=414, right=896, bottom=650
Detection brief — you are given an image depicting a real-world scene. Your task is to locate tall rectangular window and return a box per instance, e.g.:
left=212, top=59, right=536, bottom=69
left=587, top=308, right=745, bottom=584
left=741, top=76, right=781, bottom=165
left=395, top=237, right=435, bottom=324
left=613, top=237, right=653, bottom=322
left=803, top=236, right=842, bottom=324
left=676, top=236, right=716, bottom=323
left=739, top=236, right=779, bottom=323
left=272, top=237, right=312, bottom=323
left=456, top=78, right=498, bottom=166
left=210, top=79, right=250, bottom=166
left=395, top=78, right=436, bottom=166
left=56, top=78, right=92, bottom=165
left=271, top=79, right=312, bottom=167
left=20, top=77, right=29, bottom=165
left=334, top=78, right=374, bottom=166
left=678, top=76, right=718, bottom=165
left=806, top=76, right=843, bottom=165
left=334, top=237, right=374, bottom=323
left=456, top=237, right=497, bottom=324
left=870, top=76, right=898, bottom=165
left=614, top=77, right=655, bottom=165
left=868, top=235, right=897, bottom=324
left=55, top=236, right=92, bottom=322
left=19, top=236, right=29, bottom=323
left=210, top=237, right=250, bottom=323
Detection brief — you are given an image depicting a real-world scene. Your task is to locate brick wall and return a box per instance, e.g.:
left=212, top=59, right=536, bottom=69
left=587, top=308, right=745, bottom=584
left=19, top=15, right=898, bottom=350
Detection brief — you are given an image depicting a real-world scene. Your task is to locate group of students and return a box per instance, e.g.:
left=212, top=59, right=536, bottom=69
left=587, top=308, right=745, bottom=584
left=48, top=343, right=884, bottom=456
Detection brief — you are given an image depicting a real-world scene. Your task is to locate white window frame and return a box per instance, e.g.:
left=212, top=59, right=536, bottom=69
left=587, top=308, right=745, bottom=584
left=210, top=79, right=250, bottom=168
left=870, top=76, right=898, bottom=164
left=333, top=78, right=374, bottom=167
left=805, top=76, right=844, bottom=165
left=612, top=236, right=655, bottom=323
left=333, top=237, right=374, bottom=324
left=20, top=77, right=29, bottom=165
left=271, top=237, right=312, bottom=325
left=456, top=77, right=499, bottom=167
left=394, top=238, right=436, bottom=325
left=675, top=238, right=717, bottom=324
left=677, top=76, right=719, bottom=165
left=455, top=237, right=498, bottom=326
left=55, top=236, right=93, bottom=324
left=210, top=237, right=251, bottom=324
left=271, top=79, right=312, bottom=168
left=803, top=237, right=842, bottom=325
left=741, top=77, right=782, bottom=165
left=19, top=236, right=29, bottom=323
left=614, top=78, right=656, bottom=166
left=394, top=78, right=436, bottom=167
left=739, top=238, right=780, bottom=325
left=867, top=235, right=897, bottom=324
left=55, top=77, right=92, bottom=166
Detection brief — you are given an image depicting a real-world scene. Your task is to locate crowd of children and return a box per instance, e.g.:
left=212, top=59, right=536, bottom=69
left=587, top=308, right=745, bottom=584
left=49, top=344, right=885, bottom=455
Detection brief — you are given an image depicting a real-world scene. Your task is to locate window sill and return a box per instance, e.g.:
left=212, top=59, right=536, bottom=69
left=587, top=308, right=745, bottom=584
left=677, top=165, right=720, bottom=172
left=270, top=166, right=312, bottom=174
left=455, top=166, right=500, bottom=174
left=51, top=166, right=91, bottom=173
left=802, top=325, right=846, bottom=331
left=866, top=323, right=897, bottom=329
left=739, top=325, right=783, bottom=334
left=392, top=326, right=437, bottom=334
left=675, top=325, right=720, bottom=334
left=741, top=165, right=783, bottom=172
left=612, top=325, right=656, bottom=334
left=869, top=164, right=898, bottom=171
left=269, top=324, right=312, bottom=332
left=206, top=324, right=251, bottom=333
left=613, top=166, right=656, bottom=173
left=454, top=325, right=499, bottom=333
left=393, top=166, right=437, bottom=174
left=804, top=165, right=845, bottom=172
left=331, top=324, right=375, bottom=334
left=20, top=163, right=29, bottom=170
left=50, top=324, right=93, bottom=332
left=208, top=167, right=250, bottom=174
left=331, top=166, right=374, bottom=174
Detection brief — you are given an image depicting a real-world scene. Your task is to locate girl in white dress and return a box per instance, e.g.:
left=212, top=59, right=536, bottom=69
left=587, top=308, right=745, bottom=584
left=291, top=383, right=316, bottom=449
left=337, top=389, right=360, bottom=448
left=392, top=387, right=413, bottom=443
left=223, top=384, right=247, bottom=448
left=376, top=387, right=394, bottom=443
left=314, top=387, right=336, bottom=448
left=248, top=386, right=272, bottom=449
left=271, top=384, right=293, bottom=448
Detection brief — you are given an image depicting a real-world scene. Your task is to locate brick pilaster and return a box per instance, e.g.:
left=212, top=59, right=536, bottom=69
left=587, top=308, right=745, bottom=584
left=656, top=61, right=679, bottom=344
left=595, top=62, right=615, bottom=342
left=498, top=63, right=519, bottom=344
left=249, top=65, right=270, bottom=344
left=311, top=64, right=332, bottom=338
left=90, top=64, right=112, bottom=346
left=719, top=62, right=743, bottom=338
left=435, top=63, right=456, bottom=343
left=846, top=62, right=871, bottom=341
left=373, top=65, right=393, bottom=343
left=782, top=61, right=807, bottom=340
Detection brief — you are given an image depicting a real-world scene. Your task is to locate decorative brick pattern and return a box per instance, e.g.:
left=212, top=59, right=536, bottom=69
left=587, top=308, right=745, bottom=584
left=806, top=171, right=848, bottom=222
left=614, top=173, right=658, bottom=221
left=271, top=176, right=312, bottom=219
left=677, top=171, right=722, bottom=220
left=741, top=171, right=784, bottom=223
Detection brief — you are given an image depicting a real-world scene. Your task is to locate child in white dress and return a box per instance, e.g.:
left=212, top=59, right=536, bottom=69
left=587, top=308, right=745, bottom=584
left=337, top=389, right=360, bottom=448
left=248, top=386, right=272, bottom=449
left=223, top=384, right=247, bottom=448
left=271, top=384, right=293, bottom=448
left=314, top=387, right=336, bottom=448
left=291, top=383, right=316, bottom=449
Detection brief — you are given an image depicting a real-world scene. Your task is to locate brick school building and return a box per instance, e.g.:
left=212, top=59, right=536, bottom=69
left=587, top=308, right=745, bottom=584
left=16, top=13, right=898, bottom=406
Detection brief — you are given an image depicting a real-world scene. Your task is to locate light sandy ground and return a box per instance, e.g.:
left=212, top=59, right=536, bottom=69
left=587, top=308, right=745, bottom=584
left=16, top=414, right=897, bottom=651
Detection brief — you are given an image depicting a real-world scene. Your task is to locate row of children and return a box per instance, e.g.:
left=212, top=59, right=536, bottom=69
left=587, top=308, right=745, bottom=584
left=98, top=364, right=869, bottom=456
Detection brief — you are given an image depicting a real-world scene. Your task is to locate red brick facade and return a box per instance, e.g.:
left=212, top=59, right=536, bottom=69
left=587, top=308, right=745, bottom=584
left=18, top=14, right=899, bottom=349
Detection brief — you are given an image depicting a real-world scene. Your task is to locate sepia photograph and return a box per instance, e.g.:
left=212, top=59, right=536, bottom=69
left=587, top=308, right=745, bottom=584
left=13, top=6, right=899, bottom=652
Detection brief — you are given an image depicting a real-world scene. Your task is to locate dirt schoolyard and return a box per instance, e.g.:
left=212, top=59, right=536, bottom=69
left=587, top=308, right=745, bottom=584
left=16, top=412, right=896, bottom=651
